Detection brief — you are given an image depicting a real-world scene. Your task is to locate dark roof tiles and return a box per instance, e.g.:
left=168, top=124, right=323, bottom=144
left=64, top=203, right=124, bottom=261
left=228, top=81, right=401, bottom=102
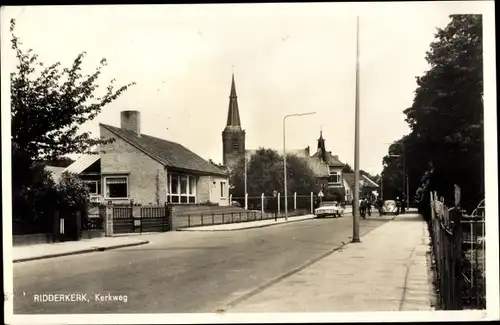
left=101, top=124, right=226, bottom=176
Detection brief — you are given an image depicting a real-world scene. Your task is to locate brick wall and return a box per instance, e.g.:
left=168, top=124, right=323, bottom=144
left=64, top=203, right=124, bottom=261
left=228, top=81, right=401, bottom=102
left=100, top=126, right=167, bottom=205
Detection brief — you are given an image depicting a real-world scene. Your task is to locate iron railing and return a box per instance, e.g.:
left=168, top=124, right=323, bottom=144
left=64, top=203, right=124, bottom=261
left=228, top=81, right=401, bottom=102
left=175, top=209, right=309, bottom=229
left=429, top=193, right=486, bottom=310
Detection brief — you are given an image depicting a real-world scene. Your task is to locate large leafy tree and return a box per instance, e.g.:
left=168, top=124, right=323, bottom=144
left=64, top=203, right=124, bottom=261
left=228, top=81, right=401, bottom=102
left=10, top=18, right=135, bottom=220
left=11, top=18, right=135, bottom=164
left=229, top=148, right=318, bottom=198
left=382, top=15, right=483, bottom=212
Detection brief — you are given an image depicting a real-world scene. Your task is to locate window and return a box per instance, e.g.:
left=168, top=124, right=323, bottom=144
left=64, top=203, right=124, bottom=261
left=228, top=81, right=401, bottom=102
left=167, top=173, right=196, bottom=204
left=232, top=138, right=239, bottom=151
left=189, top=177, right=195, bottom=195
left=171, top=175, right=179, bottom=194
left=84, top=181, right=100, bottom=195
left=180, top=176, right=188, bottom=194
left=105, top=177, right=128, bottom=199
left=328, top=171, right=340, bottom=184
left=220, top=181, right=226, bottom=198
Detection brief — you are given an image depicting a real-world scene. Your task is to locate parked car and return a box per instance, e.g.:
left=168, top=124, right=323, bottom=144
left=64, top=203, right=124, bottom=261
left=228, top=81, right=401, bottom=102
left=314, top=201, right=344, bottom=218
left=380, top=200, right=398, bottom=215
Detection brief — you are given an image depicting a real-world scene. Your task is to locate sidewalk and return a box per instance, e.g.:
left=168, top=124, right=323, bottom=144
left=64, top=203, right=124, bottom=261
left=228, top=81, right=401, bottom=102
left=178, top=214, right=318, bottom=232
left=12, top=235, right=151, bottom=263
left=227, top=213, right=434, bottom=312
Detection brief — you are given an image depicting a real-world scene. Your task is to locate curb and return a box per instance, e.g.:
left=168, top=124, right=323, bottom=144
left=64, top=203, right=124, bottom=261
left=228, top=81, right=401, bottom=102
left=176, top=216, right=318, bottom=232
left=13, top=240, right=150, bottom=263
left=220, top=214, right=395, bottom=311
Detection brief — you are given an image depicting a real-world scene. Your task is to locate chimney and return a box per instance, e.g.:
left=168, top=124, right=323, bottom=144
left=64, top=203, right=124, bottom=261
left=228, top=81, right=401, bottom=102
left=121, top=110, right=141, bottom=136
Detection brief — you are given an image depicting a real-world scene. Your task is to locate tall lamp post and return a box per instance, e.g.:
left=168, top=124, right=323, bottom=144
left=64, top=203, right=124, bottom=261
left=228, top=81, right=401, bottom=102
left=283, top=112, right=316, bottom=220
left=353, top=16, right=361, bottom=243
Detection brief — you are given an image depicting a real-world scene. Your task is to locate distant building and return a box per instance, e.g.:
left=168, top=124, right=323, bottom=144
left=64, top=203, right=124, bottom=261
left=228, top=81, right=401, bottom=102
left=220, top=74, right=349, bottom=200
left=65, top=110, right=229, bottom=206
left=343, top=172, right=379, bottom=202
left=221, top=73, right=246, bottom=167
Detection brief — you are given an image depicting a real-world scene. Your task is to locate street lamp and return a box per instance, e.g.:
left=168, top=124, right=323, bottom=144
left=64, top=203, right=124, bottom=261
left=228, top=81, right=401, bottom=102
left=353, top=16, right=361, bottom=243
left=283, top=112, right=316, bottom=220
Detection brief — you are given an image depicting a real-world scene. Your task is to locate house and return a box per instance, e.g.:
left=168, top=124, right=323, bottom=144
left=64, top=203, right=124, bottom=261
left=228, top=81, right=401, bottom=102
left=343, top=172, right=379, bottom=202
left=245, top=133, right=347, bottom=201
left=65, top=110, right=230, bottom=206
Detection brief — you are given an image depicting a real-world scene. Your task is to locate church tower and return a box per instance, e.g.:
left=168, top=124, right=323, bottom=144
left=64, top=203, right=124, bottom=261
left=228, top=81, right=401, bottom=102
left=222, top=73, right=246, bottom=166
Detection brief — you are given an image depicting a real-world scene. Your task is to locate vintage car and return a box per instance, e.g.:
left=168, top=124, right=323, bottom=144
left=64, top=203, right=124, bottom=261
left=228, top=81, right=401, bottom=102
left=314, top=201, right=345, bottom=218
left=380, top=200, right=398, bottom=215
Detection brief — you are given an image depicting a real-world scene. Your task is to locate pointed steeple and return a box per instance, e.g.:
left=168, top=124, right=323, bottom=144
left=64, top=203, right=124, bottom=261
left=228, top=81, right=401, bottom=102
left=317, top=129, right=327, bottom=162
left=317, top=128, right=325, bottom=151
left=226, top=73, right=241, bottom=127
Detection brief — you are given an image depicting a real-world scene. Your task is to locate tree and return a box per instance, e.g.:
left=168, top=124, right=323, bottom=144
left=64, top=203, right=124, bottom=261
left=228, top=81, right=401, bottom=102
left=382, top=15, right=483, bottom=212
left=10, top=18, right=135, bottom=221
left=342, top=163, right=354, bottom=173
left=10, top=19, right=135, bottom=163
left=229, top=148, right=319, bottom=198
left=44, top=157, right=75, bottom=168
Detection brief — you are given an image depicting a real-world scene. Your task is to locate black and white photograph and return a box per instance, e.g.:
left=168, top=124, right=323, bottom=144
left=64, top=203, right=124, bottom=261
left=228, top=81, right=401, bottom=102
left=2, top=2, right=498, bottom=324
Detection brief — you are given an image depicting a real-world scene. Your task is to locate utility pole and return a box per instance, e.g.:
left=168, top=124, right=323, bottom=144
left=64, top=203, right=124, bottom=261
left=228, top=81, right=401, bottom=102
left=352, top=16, right=361, bottom=243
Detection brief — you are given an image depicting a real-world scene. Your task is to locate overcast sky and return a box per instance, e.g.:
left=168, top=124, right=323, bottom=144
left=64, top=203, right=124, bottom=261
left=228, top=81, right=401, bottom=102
left=1, top=2, right=492, bottom=175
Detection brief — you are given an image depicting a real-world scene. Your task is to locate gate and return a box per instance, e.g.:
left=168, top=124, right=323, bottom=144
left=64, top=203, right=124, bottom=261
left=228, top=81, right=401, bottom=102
left=112, top=204, right=170, bottom=234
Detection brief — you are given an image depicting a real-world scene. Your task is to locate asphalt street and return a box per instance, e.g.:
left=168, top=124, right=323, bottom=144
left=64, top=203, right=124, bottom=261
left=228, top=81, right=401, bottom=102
left=13, top=213, right=390, bottom=314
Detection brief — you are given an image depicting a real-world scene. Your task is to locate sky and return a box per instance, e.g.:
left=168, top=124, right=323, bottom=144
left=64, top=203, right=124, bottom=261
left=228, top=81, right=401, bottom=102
left=0, top=2, right=492, bottom=175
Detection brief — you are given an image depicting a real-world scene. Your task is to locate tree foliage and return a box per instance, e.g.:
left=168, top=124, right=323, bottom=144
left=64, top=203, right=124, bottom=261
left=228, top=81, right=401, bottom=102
left=342, top=163, right=354, bottom=173
left=381, top=15, right=483, bottom=212
left=10, top=18, right=135, bottom=223
left=229, top=148, right=319, bottom=197
left=10, top=19, right=135, bottom=163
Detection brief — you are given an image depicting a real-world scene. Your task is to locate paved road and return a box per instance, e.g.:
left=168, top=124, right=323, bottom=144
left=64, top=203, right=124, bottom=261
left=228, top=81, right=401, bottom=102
left=13, top=213, right=390, bottom=314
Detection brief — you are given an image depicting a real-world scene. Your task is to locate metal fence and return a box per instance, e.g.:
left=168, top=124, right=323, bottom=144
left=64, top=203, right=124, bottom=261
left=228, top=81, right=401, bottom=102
left=111, top=204, right=170, bottom=234
left=175, top=208, right=308, bottom=229
left=230, top=193, right=318, bottom=213
left=429, top=191, right=485, bottom=310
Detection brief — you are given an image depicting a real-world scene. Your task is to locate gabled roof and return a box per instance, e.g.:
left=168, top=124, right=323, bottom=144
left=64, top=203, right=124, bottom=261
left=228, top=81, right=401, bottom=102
left=362, top=174, right=379, bottom=188
left=311, top=150, right=345, bottom=167
left=304, top=156, right=330, bottom=177
left=64, top=154, right=100, bottom=175
left=101, top=124, right=227, bottom=176
left=343, top=173, right=379, bottom=191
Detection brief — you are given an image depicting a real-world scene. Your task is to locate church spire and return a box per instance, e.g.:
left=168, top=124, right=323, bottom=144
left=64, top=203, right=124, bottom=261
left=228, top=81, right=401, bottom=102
left=317, top=129, right=327, bottom=162
left=226, top=73, right=241, bottom=127
left=318, top=128, right=325, bottom=150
